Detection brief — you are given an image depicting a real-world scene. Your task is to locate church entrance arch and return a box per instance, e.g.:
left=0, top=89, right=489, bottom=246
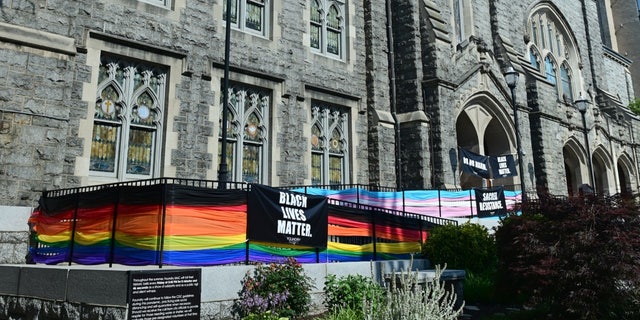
left=456, top=98, right=516, bottom=190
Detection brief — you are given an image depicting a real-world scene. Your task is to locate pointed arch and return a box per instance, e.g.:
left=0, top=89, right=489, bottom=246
left=455, top=93, right=520, bottom=190
left=528, top=45, right=542, bottom=71
left=90, top=57, right=167, bottom=178
left=310, top=0, right=346, bottom=59
left=563, top=137, right=588, bottom=196
left=616, top=153, right=636, bottom=195
left=526, top=2, right=583, bottom=100
left=219, top=83, right=271, bottom=184
left=592, top=146, right=614, bottom=195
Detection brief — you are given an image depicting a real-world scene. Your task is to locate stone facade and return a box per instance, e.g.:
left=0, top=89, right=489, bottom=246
left=0, top=0, right=639, bottom=260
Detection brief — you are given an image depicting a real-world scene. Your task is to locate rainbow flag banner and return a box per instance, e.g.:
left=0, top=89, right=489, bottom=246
left=29, top=181, right=453, bottom=267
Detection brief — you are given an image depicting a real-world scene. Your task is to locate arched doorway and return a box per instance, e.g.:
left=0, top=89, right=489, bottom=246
left=562, top=138, right=588, bottom=197
left=616, top=154, right=635, bottom=195
left=456, top=102, right=515, bottom=190
left=592, top=147, right=613, bottom=195
left=563, top=147, right=580, bottom=196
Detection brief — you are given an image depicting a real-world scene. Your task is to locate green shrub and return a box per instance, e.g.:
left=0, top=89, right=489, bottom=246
left=422, top=222, right=497, bottom=275
left=317, top=307, right=362, bottom=320
left=463, top=271, right=496, bottom=304
left=495, top=193, right=640, bottom=319
left=234, top=257, right=314, bottom=319
left=324, top=273, right=384, bottom=317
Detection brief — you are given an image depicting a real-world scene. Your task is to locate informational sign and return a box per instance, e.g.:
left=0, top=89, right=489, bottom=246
left=128, top=269, right=201, bottom=320
left=458, top=147, right=491, bottom=179
left=489, top=154, right=517, bottom=178
left=247, top=184, right=328, bottom=247
left=474, top=187, right=507, bottom=217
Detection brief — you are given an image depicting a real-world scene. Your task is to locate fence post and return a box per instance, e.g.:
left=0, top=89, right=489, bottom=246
left=158, top=183, right=168, bottom=268
left=68, top=192, right=80, bottom=266
left=245, top=240, right=250, bottom=265
left=108, top=187, right=121, bottom=268
left=371, top=210, right=377, bottom=261
left=438, top=189, right=442, bottom=217
left=402, top=189, right=406, bottom=212
left=469, top=189, right=474, bottom=217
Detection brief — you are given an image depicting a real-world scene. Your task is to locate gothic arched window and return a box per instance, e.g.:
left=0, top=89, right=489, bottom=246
left=310, top=0, right=345, bottom=59
left=223, top=0, right=270, bottom=37
left=527, top=5, right=581, bottom=101
left=219, top=84, right=270, bottom=183
left=90, top=57, right=166, bottom=179
left=311, top=103, right=349, bottom=185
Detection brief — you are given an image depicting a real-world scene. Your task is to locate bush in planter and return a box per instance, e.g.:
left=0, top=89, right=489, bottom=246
left=422, top=222, right=496, bottom=275
left=421, top=222, right=497, bottom=303
left=495, top=193, right=640, bottom=319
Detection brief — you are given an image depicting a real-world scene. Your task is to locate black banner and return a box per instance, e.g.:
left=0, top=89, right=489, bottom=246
left=459, top=147, right=491, bottom=179
left=247, top=184, right=328, bottom=248
left=474, top=187, right=507, bottom=217
left=489, top=154, right=518, bottom=178
left=128, top=269, right=201, bottom=320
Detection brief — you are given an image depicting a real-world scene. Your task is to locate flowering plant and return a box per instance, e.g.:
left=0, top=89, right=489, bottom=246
left=234, top=257, right=314, bottom=319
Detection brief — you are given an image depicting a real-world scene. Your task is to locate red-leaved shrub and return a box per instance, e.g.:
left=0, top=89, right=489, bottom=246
left=495, top=192, right=640, bottom=319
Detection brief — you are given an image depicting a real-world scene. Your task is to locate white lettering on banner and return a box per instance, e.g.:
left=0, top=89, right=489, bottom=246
left=277, top=220, right=313, bottom=237
left=279, top=192, right=308, bottom=208
left=280, top=206, right=307, bottom=221
left=462, top=157, right=488, bottom=171
left=482, top=192, right=498, bottom=201
left=479, top=201, right=504, bottom=211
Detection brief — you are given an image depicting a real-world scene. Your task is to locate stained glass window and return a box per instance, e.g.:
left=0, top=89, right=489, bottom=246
left=560, top=64, right=573, bottom=102
left=223, top=0, right=268, bottom=36
left=545, top=56, right=557, bottom=86
left=310, top=0, right=322, bottom=49
left=310, top=0, right=345, bottom=59
left=90, top=57, right=166, bottom=179
left=219, top=84, right=270, bottom=183
left=310, top=103, right=349, bottom=186
left=529, top=48, right=540, bottom=71
left=528, top=8, right=578, bottom=101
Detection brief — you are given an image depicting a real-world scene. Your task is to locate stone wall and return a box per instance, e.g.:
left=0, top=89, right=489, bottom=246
left=0, top=260, right=431, bottom=320
left=0, top=206, right=31, bottom=264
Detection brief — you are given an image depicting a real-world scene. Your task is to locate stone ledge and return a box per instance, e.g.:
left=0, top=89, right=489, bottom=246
left=0, top=22, right=76, bottom=55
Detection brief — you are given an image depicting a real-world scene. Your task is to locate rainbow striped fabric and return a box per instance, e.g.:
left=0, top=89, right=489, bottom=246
left=29, top=184, right=429, bottom=266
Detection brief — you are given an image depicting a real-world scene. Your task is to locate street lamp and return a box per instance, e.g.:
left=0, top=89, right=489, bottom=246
left=504, top=66, right=527, bottom=201
left=575, top=95, right=595, bottom=192
left=218, top=0, right=233, bottom=189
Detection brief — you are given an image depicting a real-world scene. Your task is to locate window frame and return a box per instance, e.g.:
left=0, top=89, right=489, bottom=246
left=89, top=57, right=167, bottom=180
left=218, top=83, right=271, bottom=184
left=223, top=0, right=270, bottom=38
left=310, top=101, right=350, bottom=186
left=309, top=0, right=346, bottom=60
left=452, top=0, right=473, bottom=45
left=527, top=7, right=581, bottom=102
left=138, top=0, right=172, bottom=9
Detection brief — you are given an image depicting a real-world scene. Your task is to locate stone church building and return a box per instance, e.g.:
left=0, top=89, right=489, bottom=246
left=0, top=0, right=638, bottom=262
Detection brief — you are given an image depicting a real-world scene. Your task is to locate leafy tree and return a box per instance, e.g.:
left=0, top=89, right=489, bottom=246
left=629, top=98, right=640, bottom=115
left=494, top=193, right=640, bottom=319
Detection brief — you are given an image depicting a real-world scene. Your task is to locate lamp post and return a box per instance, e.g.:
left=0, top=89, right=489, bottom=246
left=575, top=95, right=595, bottom=191
left=504, top=67, right=526, bottom=201
left=218, top=0, right=233, bottom=189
